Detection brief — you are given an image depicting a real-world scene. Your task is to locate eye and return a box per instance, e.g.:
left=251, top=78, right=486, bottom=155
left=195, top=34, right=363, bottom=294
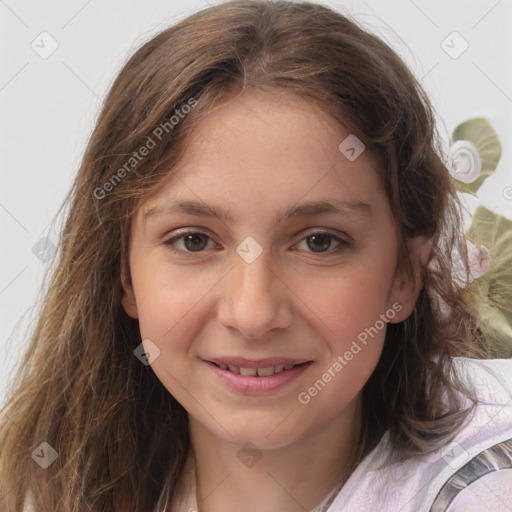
left=163, top=229, right=352, bottom=256
left=294, top=231, right=352, bottom=254
left=164, top=230, right=217, bottom=254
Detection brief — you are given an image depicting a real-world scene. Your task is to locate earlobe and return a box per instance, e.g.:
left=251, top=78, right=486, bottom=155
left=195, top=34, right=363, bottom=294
left=387, top=235, right=432, bottom=323
left=121, top=280, right=139, bottom=319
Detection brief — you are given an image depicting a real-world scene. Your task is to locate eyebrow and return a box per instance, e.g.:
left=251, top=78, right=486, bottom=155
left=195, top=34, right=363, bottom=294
left=144, top=198, right=372, bottom=223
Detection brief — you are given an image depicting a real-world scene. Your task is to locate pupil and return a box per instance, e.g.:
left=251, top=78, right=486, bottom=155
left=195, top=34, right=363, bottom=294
left=307, top=234, right=331, bottom=252
left=185, top=233, right=208, bottom=251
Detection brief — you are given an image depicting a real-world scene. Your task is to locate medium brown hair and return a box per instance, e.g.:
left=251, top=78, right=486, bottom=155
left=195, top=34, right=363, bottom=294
left=0, top=1, right=491, bottom=510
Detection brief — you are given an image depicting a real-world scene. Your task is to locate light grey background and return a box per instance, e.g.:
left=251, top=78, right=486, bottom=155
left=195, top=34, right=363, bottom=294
left=1, top=0, right=512, bottom=406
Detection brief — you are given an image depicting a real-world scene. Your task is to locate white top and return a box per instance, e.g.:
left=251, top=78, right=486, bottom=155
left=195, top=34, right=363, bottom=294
left=327, top=357, right=512, bottom=512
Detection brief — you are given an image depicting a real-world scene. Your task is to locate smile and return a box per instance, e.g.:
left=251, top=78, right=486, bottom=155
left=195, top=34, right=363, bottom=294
left=204, top=358, right=313, bottom=394
left=210, top=362, right=300, bottom=377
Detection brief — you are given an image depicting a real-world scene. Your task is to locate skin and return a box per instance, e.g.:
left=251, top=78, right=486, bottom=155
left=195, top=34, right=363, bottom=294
left=122, top=90, right=429, bottom=512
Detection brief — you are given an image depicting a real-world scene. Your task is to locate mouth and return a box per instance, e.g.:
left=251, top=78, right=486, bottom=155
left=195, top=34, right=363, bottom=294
left=203, top=357, right=313, bottom=394
left=208, top=361, right=308, bottom=377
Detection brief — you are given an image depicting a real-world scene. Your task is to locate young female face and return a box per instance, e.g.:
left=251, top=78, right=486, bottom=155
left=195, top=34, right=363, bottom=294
left=122, top=90, right=423, bottom=450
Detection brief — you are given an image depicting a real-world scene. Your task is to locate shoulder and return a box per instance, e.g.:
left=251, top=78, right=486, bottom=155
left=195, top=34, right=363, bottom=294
left=327, top=357, right=512, bottom=512
left=429, top=436, right=512, bottom=511
left=426, top=359, right=512, bottom=511
left=445, top=468, right=512, bottom=512
left=451, top=356, right=512, bottom=406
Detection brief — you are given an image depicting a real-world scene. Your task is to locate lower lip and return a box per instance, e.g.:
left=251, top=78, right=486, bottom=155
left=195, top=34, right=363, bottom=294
left=204, top=361, right=312, bottom=394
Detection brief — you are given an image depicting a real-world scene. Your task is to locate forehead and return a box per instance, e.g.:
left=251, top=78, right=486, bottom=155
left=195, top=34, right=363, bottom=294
left=140, top=90, right=387, bottom=222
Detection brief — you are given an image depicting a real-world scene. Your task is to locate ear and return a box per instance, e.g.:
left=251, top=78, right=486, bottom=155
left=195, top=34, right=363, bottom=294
left=387, top=235, right=432, bottom=323
left=121, top=278, right=139, bottom=319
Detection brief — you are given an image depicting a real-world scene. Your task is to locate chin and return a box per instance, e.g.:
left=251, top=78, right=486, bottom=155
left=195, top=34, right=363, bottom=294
left=204, top=414, right=307, bottom=451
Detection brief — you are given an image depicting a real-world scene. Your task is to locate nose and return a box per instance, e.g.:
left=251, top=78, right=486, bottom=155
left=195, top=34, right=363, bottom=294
left=217, top=249, right=293, bottom=340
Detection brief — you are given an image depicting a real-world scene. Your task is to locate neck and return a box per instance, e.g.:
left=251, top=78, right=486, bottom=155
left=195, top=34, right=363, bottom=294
left=176, top=396, right=362, bottom=512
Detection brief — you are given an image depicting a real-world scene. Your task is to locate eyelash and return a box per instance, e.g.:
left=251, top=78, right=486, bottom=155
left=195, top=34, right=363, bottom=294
left=163, top=229, right=352, bottom=257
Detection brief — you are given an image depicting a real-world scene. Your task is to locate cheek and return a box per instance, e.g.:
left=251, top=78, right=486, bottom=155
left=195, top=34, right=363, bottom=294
left=128, top=269, right=204, bottom=400
left=296, top=263, right=394, bottom=344
left=290, top=254, right=395, bottom=393
left=132, top=271, right=204, bottom=403
left=132, top=259, right=215, bottom=338
left=293, top=276, right=390, bottom=418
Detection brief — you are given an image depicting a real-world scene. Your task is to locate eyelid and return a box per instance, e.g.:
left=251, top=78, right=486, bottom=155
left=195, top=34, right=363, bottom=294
left=163, top=228, right=220, bottom=254
left=164, top=227, right=216, bottom=241
left=293, top=229, right=352, bottom=254
left=299, top=228, right=352, bottom=244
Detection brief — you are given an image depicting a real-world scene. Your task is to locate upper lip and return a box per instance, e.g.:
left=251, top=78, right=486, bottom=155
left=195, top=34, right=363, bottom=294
left=204, top=357, right=311, bottom=368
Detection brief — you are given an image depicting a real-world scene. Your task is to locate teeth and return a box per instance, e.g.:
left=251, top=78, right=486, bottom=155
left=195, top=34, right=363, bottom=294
left=239, top=367, right=257, bottom=376
left=257, top=366, right=275, bottom=377
left=228, top=365, right=240, bottom=374
left=214, top=362, right=301, bottom=376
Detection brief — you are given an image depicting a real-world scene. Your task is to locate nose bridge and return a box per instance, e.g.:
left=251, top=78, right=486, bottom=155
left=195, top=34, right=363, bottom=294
left=234, top=246, right=275, bottom=307
left=218, top=244, right=291, bottom=339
